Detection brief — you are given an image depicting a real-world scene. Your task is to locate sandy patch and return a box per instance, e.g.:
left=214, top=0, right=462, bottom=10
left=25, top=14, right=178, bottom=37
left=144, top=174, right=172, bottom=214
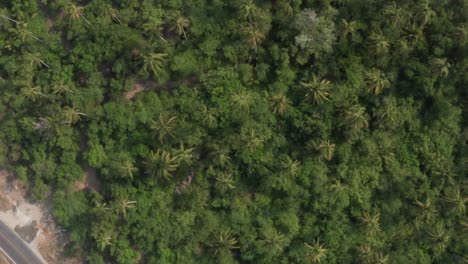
left=125, top=83, right=145, bottom=99
left=0, top=169, right=82, bottom=263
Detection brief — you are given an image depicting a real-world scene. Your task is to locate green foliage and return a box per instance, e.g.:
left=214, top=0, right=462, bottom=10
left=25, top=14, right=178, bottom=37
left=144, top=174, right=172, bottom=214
left=0, top=0, right=466, bottom=263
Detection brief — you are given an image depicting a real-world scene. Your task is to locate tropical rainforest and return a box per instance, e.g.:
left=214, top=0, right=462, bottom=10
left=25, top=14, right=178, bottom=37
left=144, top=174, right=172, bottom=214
left=0, top=0, right=467, bottom=263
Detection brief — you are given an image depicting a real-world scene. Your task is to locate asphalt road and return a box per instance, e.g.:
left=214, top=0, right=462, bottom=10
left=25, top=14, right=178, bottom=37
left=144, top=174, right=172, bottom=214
left=0, top=221, right=45, bottom=264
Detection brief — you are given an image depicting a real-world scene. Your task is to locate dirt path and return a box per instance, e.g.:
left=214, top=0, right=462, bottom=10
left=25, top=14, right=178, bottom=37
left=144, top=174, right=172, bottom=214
left=125, top=75, right=199, bottom=100
left=73, top=131, right=101, bottom=192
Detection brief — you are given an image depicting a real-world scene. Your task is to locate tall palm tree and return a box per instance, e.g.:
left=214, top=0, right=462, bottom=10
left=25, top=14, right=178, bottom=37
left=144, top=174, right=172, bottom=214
left=211, top=229, right=239, bottom=256
left=444, top=187, right=467, bottom=214
left=383, top=2, right=406, bottom=28
left=338, top=104, right=369, bottom=135
left=281, top=156, right=301, bottom=177
left=338, top=19, right=358, bottom=40
left=430, top=58, right=450, bottom=78
left=241, top=23, right=265, bottom=53
left=328, top=179, right=349, bottom=193
left=150, top=113, right=177, bottom=143
left=365, top=68, right=390, bottom=95
left=414, top=197, right=438, bottom=221
left=62, top=106, right=86, bottom=124
left=141, top=52, right=167, bottom=78
left=261, top=228, right=286, bottom=252
left=240, top=0, right=260, bottom=23
left=360, top=212, right=381, bottom=236
left=11, top=22, right=42, bottom=42
left=215, top=173, right=235, bottom=190
left=357, top=244, right=374, bottom=264
left=104, top=5, right=122, bottom=24
left=114, top=196, right=136, bottom=218
left=24, top=52, right=50, bottom=69
left=277, top=0, right=293, bottom=16
left=93, top=230, right=112, bottom=251
left=369, top=30, right=390, bottom=56
left=415, top=0, right=435, bottom=27
left=232, top=91, right=252, bottom=112
left=21, top=85, right=45, bottom=101
left=304, top=239, right=327, bottom=263
left=67, top=3, right=90, bottom=24
left=145, top=150, right=178, bottom=180
left=170, top=13, right=190, bottom=40
left=300, top=75, right=332, bottom=105
left=53, top=81, right=73, bottom=94
left=244, top=129, right=263, bottom=152
left=269, top=92, right=289, bottom=115
left=121, top=160, right=137, bottom=179
left=454, top=24, right=468, bottom=46
left=209, top=144, right=231, bottom=167
left=317, top=140, right=335, bottom=161
left=173, top=143, right=194, bottom=166
left=426, top=224, right=450, bottom=255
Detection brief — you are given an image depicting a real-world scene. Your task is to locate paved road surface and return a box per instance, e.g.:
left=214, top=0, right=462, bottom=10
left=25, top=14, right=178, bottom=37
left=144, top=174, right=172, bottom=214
left=0, top=221, right=46, bottom=264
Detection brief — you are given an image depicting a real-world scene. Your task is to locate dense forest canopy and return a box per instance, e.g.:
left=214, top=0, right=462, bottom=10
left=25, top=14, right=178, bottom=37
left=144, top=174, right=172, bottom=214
left=0, top=0, right=467, bottom=263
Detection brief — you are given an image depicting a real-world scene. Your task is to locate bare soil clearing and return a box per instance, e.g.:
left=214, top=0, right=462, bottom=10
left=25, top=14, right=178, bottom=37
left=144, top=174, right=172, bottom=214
left=0, top=170, right=82, bottom=263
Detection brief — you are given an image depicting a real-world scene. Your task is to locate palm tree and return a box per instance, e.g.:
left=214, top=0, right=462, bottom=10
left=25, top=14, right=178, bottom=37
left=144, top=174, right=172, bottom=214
left=93, top=230, right=112, bottom=251
left=170, top=13, right=190, bottom=39
left=328, top=179, right=349, bottom=193
left=173, top=143, right=194, bottom=166
left=215, top=173, right=235, bottom=190
left=209, top=144, right=231, bottom=166
left=338, top=104, right=369, bottom=137
left=277, top=0, right=293, bottom=16
left=24, top=52, right=50, bottom=69
left=240, top=0, right=260, bottom=23
left=365, top=68, right=390, bottom=95
left=338, top=19, right=358, bottom=40
left=414, top=197, right=437, bottom=222
left=281, top=156, right=301, bottom=177
left=357, top=244, right=374, bottom=264
left=360, top=212, right=381, bottom=236
left=241, top=23, right=265, bottom=53
left=415, top=0, right=435, bottom=27
left=211, top=229, right=239, bottom=256
left=300, top=75, right=332, bottom=105
left=269, top=93, right=289, bottom=114
left=150, top=113, right=177, bottom=143
left=145, top=150, right=178, bottom=180
left=426, top=224, right=450, bottom=255
left=444, top=187, right=467, bottom=214
left=11, top=22, right=42, bottom=42
left=104, top=5, right=122, bottom=24
left=369, top=30, right=390, bottom=56
left=52, top=81, right=73, bottom=94
left=383, top=2, right=406, bottom=28
left=317, top=140, right=335, bottom=161
left=430, top=58, right=450, bottom=78
left=21, top=85, right=45, bottom=101
left=374, top=252, right=390, bottom=264
left=244, top=129, right=263, bottom=152
left=232, top=91, right=252, bottom=112
left=304, top=239, right=327, bottom=263
left=62, top=106, right=86, bottom=124
left=121, top=160, right=137, bottom=179
left=141, top=52, right=167, bottom=78
left=114, top=196, right=136, bottom=218
left=67, top=3, right=90, bottom=24
left=261, top=228, right=286, bottom=252
left=454, top=24, right=468, bottom=46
